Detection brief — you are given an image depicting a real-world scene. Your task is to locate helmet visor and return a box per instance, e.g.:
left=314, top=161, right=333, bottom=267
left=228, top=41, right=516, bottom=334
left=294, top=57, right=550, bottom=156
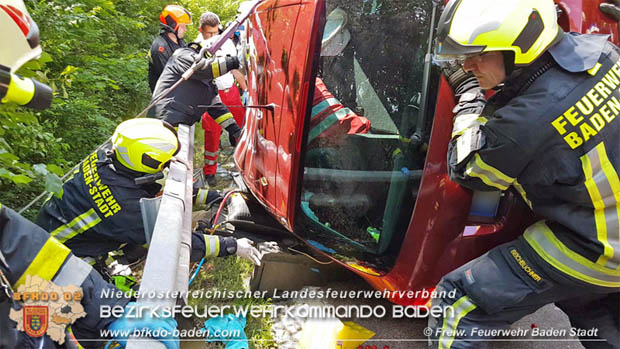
left=433, top=36, right=486, bottom=64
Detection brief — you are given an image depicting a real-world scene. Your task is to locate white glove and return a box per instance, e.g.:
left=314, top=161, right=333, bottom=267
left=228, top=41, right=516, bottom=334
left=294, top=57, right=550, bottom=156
left=235, top=238, right=262, bottom=265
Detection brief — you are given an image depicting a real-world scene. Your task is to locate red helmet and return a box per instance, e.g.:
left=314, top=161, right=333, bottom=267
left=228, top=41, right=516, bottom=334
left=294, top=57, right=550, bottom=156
left=160, top=5, right=192, bottom=33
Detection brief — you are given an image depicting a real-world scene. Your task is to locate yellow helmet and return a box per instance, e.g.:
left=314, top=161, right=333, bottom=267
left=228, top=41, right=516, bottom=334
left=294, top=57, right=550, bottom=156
left=112, top=119, right=180, bottom=174
left=160, top=5, right=192, bottom=33
left=435, top=0, right=561, bottom=66
left=0, top=0, right=41, bottom=72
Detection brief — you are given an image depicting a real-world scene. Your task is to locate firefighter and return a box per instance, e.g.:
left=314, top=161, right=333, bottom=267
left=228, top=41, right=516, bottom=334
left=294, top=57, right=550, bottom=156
left=196, top=11, right=248, bottom=186
left=147, top=5, right=192, bottom=92
left=428, top=0, right=620, bottom=348
left=36, top=119, right=263, bottom=282
left=147, top=42, right=243, bottom=154
left=1, top=2, right=177, bottom=348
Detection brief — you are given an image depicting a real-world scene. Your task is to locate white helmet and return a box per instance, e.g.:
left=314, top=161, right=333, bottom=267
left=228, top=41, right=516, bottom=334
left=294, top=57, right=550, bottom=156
left=0, top=0, right=41, bottom=72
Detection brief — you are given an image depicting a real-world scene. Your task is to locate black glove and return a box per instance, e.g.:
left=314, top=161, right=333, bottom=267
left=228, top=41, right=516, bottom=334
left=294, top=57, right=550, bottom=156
left=440, top=61, right=486, bottom=115
left=440, top=61, right=480, bottom=96
left=601, top=0, right=620, bottom=21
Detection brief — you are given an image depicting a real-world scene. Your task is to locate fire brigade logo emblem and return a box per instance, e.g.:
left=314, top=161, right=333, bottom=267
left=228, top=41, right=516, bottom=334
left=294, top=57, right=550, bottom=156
left=23, top=306, right=49, bottom=337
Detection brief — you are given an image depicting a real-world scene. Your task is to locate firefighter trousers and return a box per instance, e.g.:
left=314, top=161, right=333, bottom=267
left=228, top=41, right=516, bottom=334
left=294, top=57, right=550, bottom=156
left=428, top=239, right=620, bottom=349
left=201, top=87, right=245, bottom=176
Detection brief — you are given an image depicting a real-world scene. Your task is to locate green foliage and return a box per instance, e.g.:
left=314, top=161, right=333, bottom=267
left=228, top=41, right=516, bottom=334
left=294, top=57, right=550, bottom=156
left=0, top=0, right=274, bottom=340
left=189, top=257, right=275, bottom=348
left=0, top=0, right=246, bottom=213
left=182, top=0, right=245, bottom=40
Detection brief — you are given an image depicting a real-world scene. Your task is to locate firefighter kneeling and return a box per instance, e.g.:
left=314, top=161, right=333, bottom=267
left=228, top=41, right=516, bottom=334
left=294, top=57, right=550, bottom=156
left=37, top=118, right=262, bottom=290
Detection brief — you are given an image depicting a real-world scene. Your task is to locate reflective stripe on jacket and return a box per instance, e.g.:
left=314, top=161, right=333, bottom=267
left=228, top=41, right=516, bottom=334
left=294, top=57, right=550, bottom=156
left=448, top=33, right=620, bottom=289
left=0, top=204, right=129, bottom=342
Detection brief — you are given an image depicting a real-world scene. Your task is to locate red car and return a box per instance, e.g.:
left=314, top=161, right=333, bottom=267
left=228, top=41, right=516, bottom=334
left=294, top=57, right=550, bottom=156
left=232, top=0, right=620, bottom=305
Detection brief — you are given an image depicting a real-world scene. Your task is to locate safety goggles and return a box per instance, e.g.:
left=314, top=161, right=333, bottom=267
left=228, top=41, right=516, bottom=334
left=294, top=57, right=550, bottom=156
left=433, top=51, right=491, bottom=66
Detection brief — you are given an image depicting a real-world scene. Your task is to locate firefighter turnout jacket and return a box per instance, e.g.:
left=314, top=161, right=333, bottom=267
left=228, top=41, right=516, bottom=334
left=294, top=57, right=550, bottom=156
left=147, top=30, right=186, bottom=92
left=36, top=144, right=237, bottom=266
left=448, top=32, right=620, bottom=290
left=0, top=204, right=128, bottom=346
left=148, top=47, right=242, bottom=138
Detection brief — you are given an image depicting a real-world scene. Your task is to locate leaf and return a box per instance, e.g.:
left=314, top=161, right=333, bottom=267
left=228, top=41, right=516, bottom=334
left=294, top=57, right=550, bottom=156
left=45, top=173, right=64, bottom=197
left=61, top=65, right=79, bottom=76
left=13, top=162, right=31, bottom=171
left=21, top=60, right=41, bottom=71
left=39, top=52, right=54, bottom=64
left=33, top=163, right=49, bottom=176
left=46, top=164, right=65, bottom=176
left=11, top=112, right=37, bottom=124
left=11, top=174, right=32, bottom=184
left=0, top=150, right=19, bottom=162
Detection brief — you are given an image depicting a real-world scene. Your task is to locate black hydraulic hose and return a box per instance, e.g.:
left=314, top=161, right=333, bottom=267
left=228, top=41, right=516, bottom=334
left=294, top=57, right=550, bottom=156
left=410, top=0, right=440, bottom=147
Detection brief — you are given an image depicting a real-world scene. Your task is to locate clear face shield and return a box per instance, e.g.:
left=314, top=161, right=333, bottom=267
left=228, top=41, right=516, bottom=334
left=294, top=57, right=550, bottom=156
left=432, top=37, right=486, bottom=67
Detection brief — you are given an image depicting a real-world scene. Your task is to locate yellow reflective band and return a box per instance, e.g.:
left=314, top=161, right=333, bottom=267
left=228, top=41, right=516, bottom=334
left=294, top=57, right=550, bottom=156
left=439, top=296, right=476, bottom=349
left=524, top=221, right=620, bottom=287
left=513, top=180, right=532, bottom=209
left=392, top=148, right=402, bottom=157
left=197, top=189, right=208, bottom=205
left=581, top=143, right=620, bottom=268
left=464, top=153, right=514, bottom=190
left=214, top=112, right=233, bottom=125
left=597, top=144, right=620, bottom=269
left=203, top=235, right=220, bottom=258
left=211, top=61, right=221, bottom=78
left=588, top=63, right=602, bottom=76
left=2, top=74, right=35, bottom=106
left=51, top=208, right=101, bottom=243
left=15, top=237, right=71, bottom=288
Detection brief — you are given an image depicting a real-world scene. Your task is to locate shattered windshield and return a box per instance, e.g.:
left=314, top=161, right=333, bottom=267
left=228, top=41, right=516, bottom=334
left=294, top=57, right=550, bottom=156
left=296, top=0, right=439, bottom=273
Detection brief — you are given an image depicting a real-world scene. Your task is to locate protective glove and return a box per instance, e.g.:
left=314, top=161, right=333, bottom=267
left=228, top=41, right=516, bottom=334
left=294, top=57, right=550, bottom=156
left=601, top=0, right=620, bottom=20
left=235, top=238, right=262, bottom=265
left=440, top=60, right=480, bottom=96
left=241, top=90, right=249, bottom=106
left=440, top=60, right=486, bottom=116
left=106, top=302, right=179, bottom=349
left=257, top=241, right=280, bottom=255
